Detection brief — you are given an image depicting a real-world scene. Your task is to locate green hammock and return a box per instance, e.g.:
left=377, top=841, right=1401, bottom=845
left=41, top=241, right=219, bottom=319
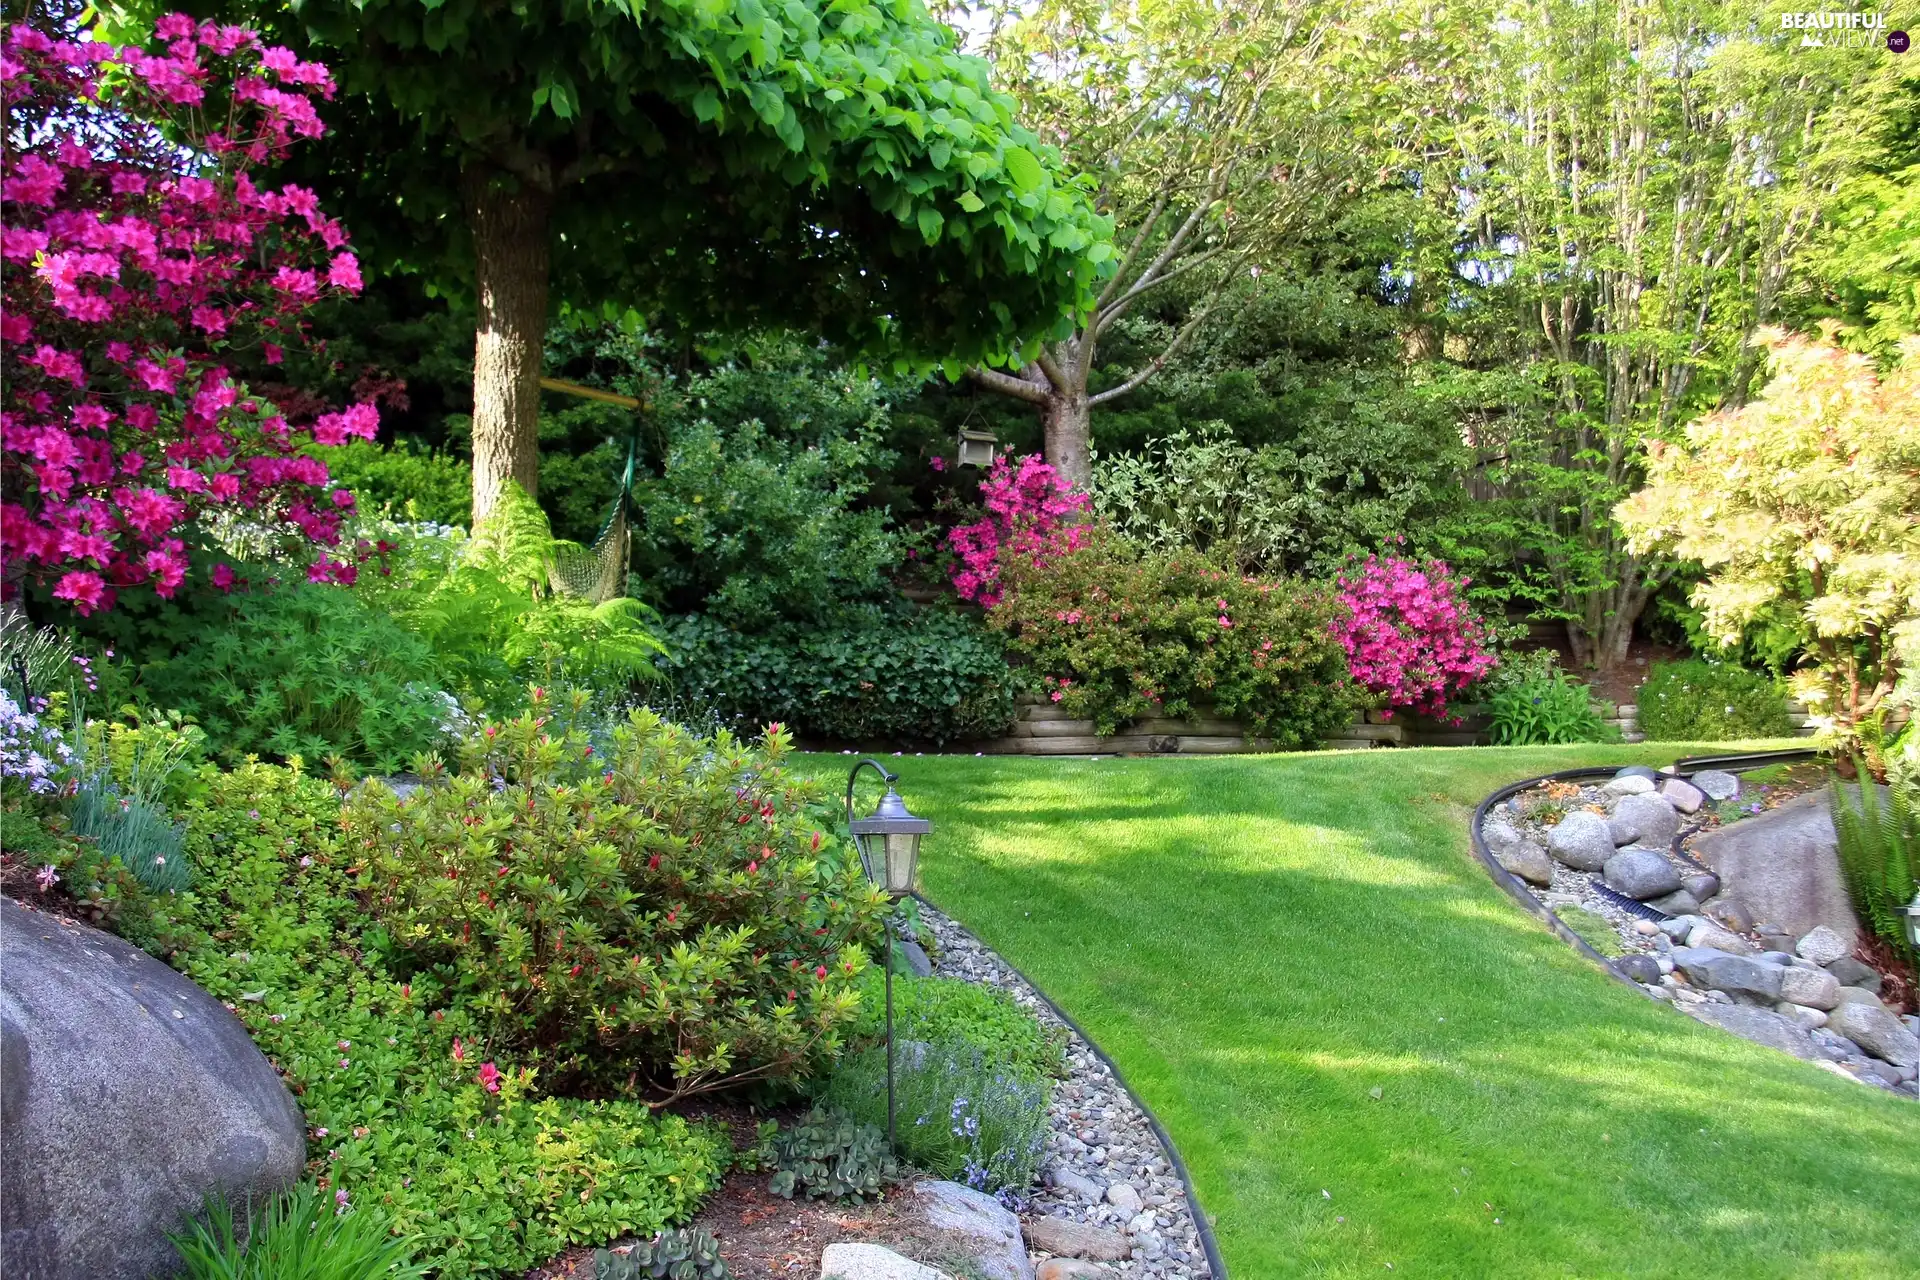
left=539, top=377, right=650, bottom=605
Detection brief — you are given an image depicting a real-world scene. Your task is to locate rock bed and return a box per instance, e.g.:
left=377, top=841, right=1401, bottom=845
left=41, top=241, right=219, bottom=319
left=916, top=901, right=1214, bottom=1279
left=1480, top=767, right=1919, bottom=1099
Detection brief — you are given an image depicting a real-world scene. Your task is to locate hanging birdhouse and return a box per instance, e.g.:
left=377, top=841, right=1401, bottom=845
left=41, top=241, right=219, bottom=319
left=957, top=427, right=999, bottom=469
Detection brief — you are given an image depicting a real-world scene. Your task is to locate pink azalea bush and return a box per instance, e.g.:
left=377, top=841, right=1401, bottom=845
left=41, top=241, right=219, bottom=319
left=1332, top=554, right=1496, bottom=719
left=947, top=454, right=1091, bottom=606
left=0, top=15, right=376, bottom=615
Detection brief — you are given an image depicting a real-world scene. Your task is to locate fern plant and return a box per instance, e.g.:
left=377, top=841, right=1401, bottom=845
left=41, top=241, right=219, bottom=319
left=404, top=483, right=664, bottom=709
left=1831, top=766, right=1919, bottom=967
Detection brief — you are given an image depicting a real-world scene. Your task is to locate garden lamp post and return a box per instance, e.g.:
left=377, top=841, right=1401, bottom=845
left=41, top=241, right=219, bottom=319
left=846, top=759, right=931, bottom=1154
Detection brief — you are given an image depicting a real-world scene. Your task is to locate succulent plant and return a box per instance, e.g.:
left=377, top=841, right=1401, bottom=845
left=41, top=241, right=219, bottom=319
left=764, top=1106, right=897, bottom=1202
left=593, top=1227, right=730, bottom=1280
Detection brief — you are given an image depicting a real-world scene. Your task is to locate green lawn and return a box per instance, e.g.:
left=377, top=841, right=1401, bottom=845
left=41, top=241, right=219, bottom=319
left=803, top=745, right=1920, bottom=1279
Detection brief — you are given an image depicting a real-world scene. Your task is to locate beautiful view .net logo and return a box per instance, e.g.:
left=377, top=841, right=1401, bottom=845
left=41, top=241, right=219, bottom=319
left=1779, top=10, right=1911, bottom=50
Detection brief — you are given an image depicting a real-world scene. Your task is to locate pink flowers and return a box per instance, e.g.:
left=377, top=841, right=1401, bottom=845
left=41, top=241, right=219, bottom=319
left=1, top=16, right=375, bottom=613
left=948, top=454, right=1091, bottom=606
left=476, top=1062, right=501, bottom=1094
left=1332, top=555, right=1495, bottom=719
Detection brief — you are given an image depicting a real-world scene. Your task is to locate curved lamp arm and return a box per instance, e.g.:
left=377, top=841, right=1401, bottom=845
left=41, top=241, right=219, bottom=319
left=845, top=758, right=899, bottom=832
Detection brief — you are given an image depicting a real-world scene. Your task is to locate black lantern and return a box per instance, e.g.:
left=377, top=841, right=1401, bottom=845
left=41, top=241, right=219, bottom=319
left=845, top=759, right=933, bottom=1153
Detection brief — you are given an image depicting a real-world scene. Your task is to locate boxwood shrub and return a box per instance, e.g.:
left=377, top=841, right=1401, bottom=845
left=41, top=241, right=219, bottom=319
left=653, top=606, right=1016, bottom=745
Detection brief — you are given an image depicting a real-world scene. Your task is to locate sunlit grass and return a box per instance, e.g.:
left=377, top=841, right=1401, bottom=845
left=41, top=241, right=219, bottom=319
left=800, top=744, right=1920, bottom=1279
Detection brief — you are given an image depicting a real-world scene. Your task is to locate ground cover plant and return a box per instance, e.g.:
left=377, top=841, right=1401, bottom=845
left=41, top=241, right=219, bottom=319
left=1635, top=659, right=1793, bottom=742
left=792, top=746, right=1920, bottom=1277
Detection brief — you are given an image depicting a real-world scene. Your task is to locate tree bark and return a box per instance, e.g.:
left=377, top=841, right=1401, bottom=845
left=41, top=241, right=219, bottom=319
left=1042, top=387, right=1092, bottom=491
left=464, top=168, right=552, bottom=525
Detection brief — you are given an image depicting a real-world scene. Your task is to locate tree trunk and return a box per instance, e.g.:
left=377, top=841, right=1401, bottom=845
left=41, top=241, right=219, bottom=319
left=464, top=169, right=552, bottom=525
left=1042, top=391, right=1092, bottom=491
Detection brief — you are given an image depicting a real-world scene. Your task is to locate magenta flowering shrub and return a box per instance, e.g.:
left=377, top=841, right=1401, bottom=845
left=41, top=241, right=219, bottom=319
left=1332, top=554, right=1495, bottom=718
left=0, top=15, right=376, bottom=615
left=947, top=454, right=1091, bottom=606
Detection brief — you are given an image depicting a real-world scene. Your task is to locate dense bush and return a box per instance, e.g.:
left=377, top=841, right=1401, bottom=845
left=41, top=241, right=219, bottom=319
left=1487, top=671, right=1615, bottom=745
left=819, top=1036, right=1049, bottom=1198
left=654, top=608, right=1017, bottom=745
left=1635, top=659, right=1792, bottom=742
left=137, top=584, right=453, bottom=771
left=990, top=531, right=1361, bottom=743
left=314, top=439, right=472, bottom=528
left=147, top=759, right=729, bottom=1279
left=348, top=696, right=888, bottom=1101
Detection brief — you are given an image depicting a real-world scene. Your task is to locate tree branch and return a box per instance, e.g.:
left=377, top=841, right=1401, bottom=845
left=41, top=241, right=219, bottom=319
left=966, top=363, right=1052, bottom=406
left=1089, top=294, right=1219, bottom=406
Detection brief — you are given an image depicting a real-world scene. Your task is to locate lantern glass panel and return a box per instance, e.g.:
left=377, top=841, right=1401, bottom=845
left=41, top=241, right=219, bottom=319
left=884, top=832, right=921, bottom=895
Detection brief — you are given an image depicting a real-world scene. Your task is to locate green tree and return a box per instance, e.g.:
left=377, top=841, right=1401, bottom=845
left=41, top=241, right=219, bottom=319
left=141, top=0, right=1112, bottom=522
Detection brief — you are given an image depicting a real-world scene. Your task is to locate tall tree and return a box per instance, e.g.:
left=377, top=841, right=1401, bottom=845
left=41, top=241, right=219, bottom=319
left=1403, top=0, right=1904, bottom=667
left=141, top=0, right=1113, bottom=521
left=960, top=0, right=1366, bottom=487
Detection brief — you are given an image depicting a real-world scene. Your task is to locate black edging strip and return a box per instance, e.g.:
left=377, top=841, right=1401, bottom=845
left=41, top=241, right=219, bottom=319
left=912, top=891, right=1232, bottom=1280
left=1467, top=749, right=1824, bottom=996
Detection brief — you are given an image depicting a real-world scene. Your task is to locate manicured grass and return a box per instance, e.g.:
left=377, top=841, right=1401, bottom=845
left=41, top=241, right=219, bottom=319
left=802, top=745, right=1920, bottom=1279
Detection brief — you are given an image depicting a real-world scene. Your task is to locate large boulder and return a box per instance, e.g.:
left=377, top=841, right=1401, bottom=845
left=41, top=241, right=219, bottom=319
left=1, top=899, right=305, bottom=1280
left=1689, top=792, right=1858, bottom=948
left=1691, top=770, right=1740, bottom=801
left=1612, top=793, right=1680, bottom=850
left=1483, top=817, right=1555, bottom=886
left=1777, top=965, right=1842, bottom=1012
left=1547, top=811, right=1615, bottom=871
left=1825, top=1002, right=1920, bottom=1068
left=913, top=1182, right=1034, bottom=1280
left=1604, top=849, right=1682, bottom=901
left=1670, top=946, right=1784, bottom=1001
left=1684, top=1002, right=1823, bottom=1062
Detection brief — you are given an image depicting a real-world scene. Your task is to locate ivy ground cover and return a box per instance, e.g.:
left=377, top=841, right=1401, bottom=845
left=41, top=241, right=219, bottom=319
left=799, top=746, right=1920, bottom=1278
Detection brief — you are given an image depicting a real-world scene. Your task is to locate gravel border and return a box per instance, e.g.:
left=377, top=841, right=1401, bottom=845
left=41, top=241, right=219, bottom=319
left=913, top=898, right=1221, bottom=1279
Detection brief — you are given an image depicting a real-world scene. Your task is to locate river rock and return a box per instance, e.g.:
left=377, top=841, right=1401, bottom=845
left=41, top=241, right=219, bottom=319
left=1612, top=793, right=1679, bottom=849
left=1045, top=1165, right=1106, bottom=1203
left=1825, top=1002, right=1920, bottom=1068
left=1825, top=957, right=1880, bottom=993
left=1547, top=811, right=1616, bottom=870
left=820, top=1243, right=945, bottom=1280
left=1794, top=925, right=1850, bottom=966
left=1647, top=889, right=1701, bottom=916
left=1833, top=987, right=1886, bottom=1010
left=1608, top=816, right=1640, bottom=846
left=1105, top=1182, right=1143, bottom=1215
left=1613, top=955, right=1662, bottom=985
left=1692, top=770, right=1740, bottom=801
left=1777, top=965, right=1841, bottom=1011
left=1605, top=848, right=1682, bottom=900
left=1659, top=914, right=1703, bottom=942
left=1670, top=946, right=1784, bottom=1000
left=1660, top=779, right=1705, bottom=813
left=1701, top=896, right=1756, bottom=934
left=1616, top=765, right=1659, bottom=781
left=1026, top=1216, right=1131, bottom=1262
left=0, top=900, right=306, bottom=1280
left=1774, top=1002, right=1830, bottom=1030
left=913, top=1181, right=1033, bottom=1280
left=1684, top=1002, right=1822, bottom=1061
left=1492, top=838, right=1555, bottom=887
left=1037, top=1263, right=1113, bottom=1280
left=1681, top=872, right=1721, bottom=902
left=1690, top=792, right=1855, bottom=947
left=1686, top=923, right=1756, bottom=956
left=1604, top=775, right=1655, bottom=796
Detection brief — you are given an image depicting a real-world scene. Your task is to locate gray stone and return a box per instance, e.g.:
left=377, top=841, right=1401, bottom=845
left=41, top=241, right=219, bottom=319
left=1670, top=947, right=1784, bottom=1000
left=1646, top=889, right=1701, bottom=917
left=1045, top=1165, right=1105, bottom=1203
left=1658, top=914, right=1703, bottom=942
left=1025, top=1216, right=1131, bottom=1262
left=1701, top=896, right=1756, bottom=934
left=1481, top=814, right=1528, bottom=857
left=1604, top=775, right=1655, bottom=796
left=1683, top=1002, right=1822, bottom=1062
left=1825, top=1002, right=1920, bottom=1068
left=1774, top=1002, right=1830, bottom=1030
left=820, top=1243, right=946, bottom=1280
left=1613, top=955, right=1662, bottom=985
left=1833, top=987, right=1887, bottom=1010
left=1547, top=811, right=1616, bottom=871
left=0, top=900, right=306, bottom=1280
left=1613, top=793, right=1680, bottom=849
left=1105, top=1182, right=1143, bottom=1216
left=1794, top=925, right=1850, bottom=966
left=1661, top=779, right=1705, bottom=813
left=913, top=1182, right=1033, bottom=1280
left=897, top=940, right=935, bottom=979
left=1692, top=770, right=1740, bottom=801
left=1615, top=765, right=1659, bottom=780
left=1608, top=816, right=1641, bottom=847
left=1825, top=957, right=1881, bottom=993
left=1689, top=792, right=1856, bottom=948
left=1755, top=927, right=1797, bottom=956
left=1492, top=838, right=1555, bottom=887
left=1686, top=922, right=1756, bottom=956
left=1777, top=965, right=1841, bottom=1011
left=1605, top=848, right=1682, bottom=900
left=1681, top=872, right=1721, bottom=902
left=1758, top=951, right=1796, bottom=968
left=1037, top=1263, right=1113, bottom=1280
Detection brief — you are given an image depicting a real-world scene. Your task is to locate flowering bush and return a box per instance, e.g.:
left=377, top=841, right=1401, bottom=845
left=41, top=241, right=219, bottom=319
left=990, top=530, right=1361, bottom=743
left=1332, top=554, right=1495, bottom=719
left=0, top=688, right=70, bottom=796
left=948, top=454, right=1091, bottom=607
left=1, top=15, right=377, bottom=614
left=347, top=693, right=889, bottom=1102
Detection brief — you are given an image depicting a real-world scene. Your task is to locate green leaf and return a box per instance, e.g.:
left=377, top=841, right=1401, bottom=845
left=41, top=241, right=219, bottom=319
left=956, top=189, right=985, bottom=213
left=915, top=206, right=944, bottom=244
left=1003, top=145, right=1045, bottom=195
left=692, top=88, right=721, bottom=123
